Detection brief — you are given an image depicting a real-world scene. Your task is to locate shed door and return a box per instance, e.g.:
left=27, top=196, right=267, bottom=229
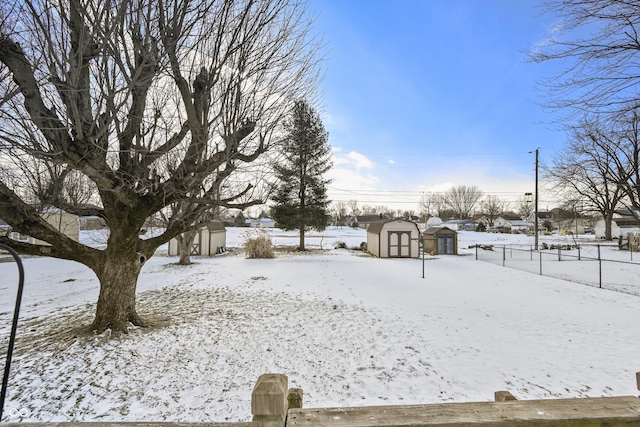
left=437, top=234, right=454, bottom=255
left=388, top=231, right=411, bottom=258
left=191, top=231, right=202, bottom=255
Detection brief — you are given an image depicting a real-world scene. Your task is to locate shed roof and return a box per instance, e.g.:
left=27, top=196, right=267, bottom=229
left=367, top=219, right=419, bottom=235
left=423, top=226, right=457, bottom=235
left=205, top=221, right=226, bottom=232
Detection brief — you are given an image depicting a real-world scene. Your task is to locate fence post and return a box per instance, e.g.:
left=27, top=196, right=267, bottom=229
left=578, top=246, right=581, bottom=261
left=539, top=251, right=542, bottom=275
left=502, top=245, right=505, bottom=267
left=558, top=245, right=561, bottom=261
left=530, top=245, right=533, bottom=261
left=598, top=244, right=602, bottom=289
left=475, top=244, right=478, bottom=261
left=252, top=374, right=289, bottom=427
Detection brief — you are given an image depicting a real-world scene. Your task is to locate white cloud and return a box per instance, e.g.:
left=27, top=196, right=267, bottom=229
left=388, top=159, right=395, bottom=165
left=332, top=150, right=374, bottom=170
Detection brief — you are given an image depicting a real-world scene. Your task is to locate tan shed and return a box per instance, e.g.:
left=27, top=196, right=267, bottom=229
left=168, top=221, right=227, bottom=256
left=367, top=219, right=421, bottom=258
left=423, top=226, right=458, bottom=255
left=9, top=210, right=79, bottom=246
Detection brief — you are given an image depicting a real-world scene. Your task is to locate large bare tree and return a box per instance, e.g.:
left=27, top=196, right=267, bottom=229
left=515, top=195, right=534, bottom=219
left=606, top=109, right=640, bottom=219
left=479, top=195, right=507, bottom=226
left=544, top=117, right=624, bottom=240
left=418, top=192, right=447, bottom=219
left=530, top=0, right=640, bottom=118
left=0, top=0, right=321, bottom=333
left=443, top=185, right=484, bottom=219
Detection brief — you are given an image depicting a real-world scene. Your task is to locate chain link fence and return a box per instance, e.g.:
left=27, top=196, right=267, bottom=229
left=475, top=244, right=640, bottom=297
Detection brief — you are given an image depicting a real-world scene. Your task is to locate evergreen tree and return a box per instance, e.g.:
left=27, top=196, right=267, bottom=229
left=233, top=211, right=247, bottom=227
left=271, top=100, right=332, bottom=250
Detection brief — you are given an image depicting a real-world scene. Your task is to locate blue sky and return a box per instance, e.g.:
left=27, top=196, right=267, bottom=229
left=311, top=0, right=566, bottom=212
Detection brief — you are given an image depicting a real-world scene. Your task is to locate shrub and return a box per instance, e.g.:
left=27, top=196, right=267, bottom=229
left=334, top=241, right=347, bottom=249
left=242, top=229, right=274, bottom=259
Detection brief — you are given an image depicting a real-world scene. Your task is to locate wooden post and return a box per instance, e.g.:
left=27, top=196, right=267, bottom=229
left=494, top=391, right=517, bottom=402
left=288, top=387, right=303, bottom=409
left=636, top=372, right=639, bottom=392
left=252, top=374, right=288, bottom=427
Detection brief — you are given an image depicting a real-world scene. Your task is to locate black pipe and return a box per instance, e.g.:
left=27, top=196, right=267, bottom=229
left=0, top=244, right=25, bottom=422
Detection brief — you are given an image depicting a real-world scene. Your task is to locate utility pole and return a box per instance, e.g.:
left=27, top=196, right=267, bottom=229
left=534, top=148, right=539, bottom=249
left=529, top=148, right=539, bottom=249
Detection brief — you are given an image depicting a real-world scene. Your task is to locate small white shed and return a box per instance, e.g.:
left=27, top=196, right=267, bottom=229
left=366, top=219, right=421, bottom=258
left=168, top=221, right=226, bottom=256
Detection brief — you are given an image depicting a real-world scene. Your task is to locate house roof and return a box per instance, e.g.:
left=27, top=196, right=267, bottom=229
left=367, top=219, right=419, bottom=235
left=613, top=218, right=640, bottom=227
left=444, top=219, right=474, bottom=224
left=355, top=215, right=382, bottom=223
left=506, top=220, right=533, bottom=227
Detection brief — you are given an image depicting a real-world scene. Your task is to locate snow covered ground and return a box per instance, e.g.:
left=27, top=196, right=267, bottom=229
left=0, top=227, right=639, bottom=423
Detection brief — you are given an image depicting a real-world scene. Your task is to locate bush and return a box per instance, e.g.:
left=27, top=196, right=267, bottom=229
left=334, top=241, right=347, bottom=249
left=242, top=230, right=274, bottom=258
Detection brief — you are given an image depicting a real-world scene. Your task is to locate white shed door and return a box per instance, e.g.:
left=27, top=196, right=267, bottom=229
left=388, top=231, right=411, bottom=258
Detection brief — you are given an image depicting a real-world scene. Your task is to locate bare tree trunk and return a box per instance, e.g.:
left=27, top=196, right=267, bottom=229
left=604, top=211, right=614, bottom=241
left=177, top=230, right=197, bottom=265
left=299, top=227, right=305, bottom=251
left=92, top=250, right=145, bottom=334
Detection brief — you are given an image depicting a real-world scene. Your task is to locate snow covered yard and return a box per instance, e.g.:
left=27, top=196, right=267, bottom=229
left=1, top=228, right=639, bottom=423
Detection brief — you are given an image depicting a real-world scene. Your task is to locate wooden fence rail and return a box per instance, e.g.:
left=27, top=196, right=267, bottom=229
left=4, top=372, right=640, bottom=427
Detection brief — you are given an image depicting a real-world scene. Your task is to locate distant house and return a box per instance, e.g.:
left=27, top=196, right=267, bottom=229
left=559, top=218, right=586, bottom=235
left=366, top=219, right=421, bottom=258
left=247, top=217, right=276, bottom=228
left=423, top=226, right=458, bottom=255
left=5, top=210, right=79, bottom=246
left=443, top=219, right=475, bottom=231
left=347, top=215, right=383, bottom=230
left=594, top=210, right=640, bottom=239
left=168, top=221, right=226, bottom=256
left=495, top=216, right=521, bottom=227
left=502, top=219, right=534, bottom=233
left=526, top=212, right=557, bottom=231
left=79, top=216, right=106, bottom=230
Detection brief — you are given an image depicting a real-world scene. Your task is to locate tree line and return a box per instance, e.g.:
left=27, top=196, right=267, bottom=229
left=327, top=187, right=536, bottom=227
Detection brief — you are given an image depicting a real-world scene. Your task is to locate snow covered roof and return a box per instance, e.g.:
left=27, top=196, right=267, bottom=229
left=506, top=220, right=533, bottom=227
